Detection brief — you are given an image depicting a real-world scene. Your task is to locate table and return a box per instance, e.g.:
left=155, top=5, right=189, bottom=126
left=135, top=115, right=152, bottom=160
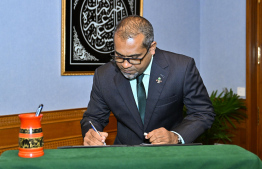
left=0, top=145, right=261, bottom=169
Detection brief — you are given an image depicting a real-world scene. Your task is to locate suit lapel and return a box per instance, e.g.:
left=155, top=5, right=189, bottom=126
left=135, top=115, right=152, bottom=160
left=144, top=48, right=169, bottom=130
left=114, top=71, right=144, bottom=130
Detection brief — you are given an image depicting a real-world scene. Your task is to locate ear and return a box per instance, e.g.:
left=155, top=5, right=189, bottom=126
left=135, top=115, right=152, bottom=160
left=149, top=41, right=157, bottom=55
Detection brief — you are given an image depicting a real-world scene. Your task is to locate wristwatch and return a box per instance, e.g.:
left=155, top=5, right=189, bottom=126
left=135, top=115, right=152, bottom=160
left=176, top=134, right=182, bottom=144
left=171, top=131, right=183, bottom=144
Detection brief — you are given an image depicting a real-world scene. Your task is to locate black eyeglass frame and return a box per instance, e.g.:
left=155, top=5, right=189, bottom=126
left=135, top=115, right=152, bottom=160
left=110, top=46, right=151, bottom=65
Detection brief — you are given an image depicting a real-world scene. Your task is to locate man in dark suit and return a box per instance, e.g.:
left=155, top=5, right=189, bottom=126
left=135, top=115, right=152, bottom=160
left=81, top=15, right=215, bottom=145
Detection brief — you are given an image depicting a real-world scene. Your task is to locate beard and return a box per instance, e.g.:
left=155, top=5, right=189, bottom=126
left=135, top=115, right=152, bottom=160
left=121, top=71, right=139, bottom=80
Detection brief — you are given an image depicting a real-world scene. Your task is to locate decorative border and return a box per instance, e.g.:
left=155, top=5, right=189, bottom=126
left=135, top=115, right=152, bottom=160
left=20, top=128, right=42, bottom=134
left=61, top=0, right=143, bottom=75
left=19, top=137, right=44, bottom=148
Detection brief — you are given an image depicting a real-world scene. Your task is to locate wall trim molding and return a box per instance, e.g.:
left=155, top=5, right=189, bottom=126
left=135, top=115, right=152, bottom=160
left=0, top=108, right=86, bottom=128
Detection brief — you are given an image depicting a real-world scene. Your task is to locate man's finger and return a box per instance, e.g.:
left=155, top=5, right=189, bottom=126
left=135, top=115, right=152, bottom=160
left=84, top=129, right=107, bottom=146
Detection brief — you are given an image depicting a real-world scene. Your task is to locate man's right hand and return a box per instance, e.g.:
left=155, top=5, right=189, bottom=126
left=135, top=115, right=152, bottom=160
left=83, top=129, right=108, bottom=146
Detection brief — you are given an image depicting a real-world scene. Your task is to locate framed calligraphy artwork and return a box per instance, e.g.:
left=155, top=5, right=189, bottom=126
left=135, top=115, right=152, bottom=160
left=61, top=0, right=143, bottom=75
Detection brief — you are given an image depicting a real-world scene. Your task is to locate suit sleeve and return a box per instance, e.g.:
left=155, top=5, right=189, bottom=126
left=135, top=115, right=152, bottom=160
left=80, top=69, right=111, bottom=138
left=172, top=59, right=215, bottom=143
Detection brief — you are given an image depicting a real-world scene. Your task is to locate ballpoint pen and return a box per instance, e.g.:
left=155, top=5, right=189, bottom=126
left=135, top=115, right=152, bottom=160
left=89, top=121, right=106, bottom=145
left=35, top=104, right=44, bottom=116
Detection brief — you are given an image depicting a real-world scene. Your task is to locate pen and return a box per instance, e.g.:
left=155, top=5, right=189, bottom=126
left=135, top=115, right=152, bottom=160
left=35, top=104, right=44, bottom=116
left=89, top=121, right=106, bottom=145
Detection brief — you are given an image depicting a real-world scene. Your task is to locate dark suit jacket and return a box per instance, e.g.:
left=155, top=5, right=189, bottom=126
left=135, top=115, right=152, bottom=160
left=81, top=48, right=215, bottom=145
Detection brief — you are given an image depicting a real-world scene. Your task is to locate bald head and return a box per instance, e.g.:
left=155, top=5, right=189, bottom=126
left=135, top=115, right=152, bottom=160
left=114, top=15, right=154, bottom=49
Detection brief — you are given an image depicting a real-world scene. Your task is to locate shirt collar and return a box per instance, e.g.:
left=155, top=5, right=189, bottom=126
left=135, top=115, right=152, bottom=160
left=143, top=55, right=154, bottom=76
left=129, top=55, right=154, bottom=82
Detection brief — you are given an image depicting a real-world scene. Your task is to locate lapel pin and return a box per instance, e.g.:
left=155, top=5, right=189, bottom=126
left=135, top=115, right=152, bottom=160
left=156, top=77, right=162, bottom=83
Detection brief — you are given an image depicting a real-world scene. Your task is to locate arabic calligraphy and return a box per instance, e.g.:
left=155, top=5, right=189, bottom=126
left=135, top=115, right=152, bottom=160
left=73, top=26, right=99, bottom=61
left=80, top=0, right=128, bottom=54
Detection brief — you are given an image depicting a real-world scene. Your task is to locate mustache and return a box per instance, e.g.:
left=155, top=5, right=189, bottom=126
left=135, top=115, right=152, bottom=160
left=120, top=67, right=135, bottom=71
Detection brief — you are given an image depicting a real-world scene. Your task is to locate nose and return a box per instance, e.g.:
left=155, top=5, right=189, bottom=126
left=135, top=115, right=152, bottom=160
left=122, top=60, right=132, bottom=69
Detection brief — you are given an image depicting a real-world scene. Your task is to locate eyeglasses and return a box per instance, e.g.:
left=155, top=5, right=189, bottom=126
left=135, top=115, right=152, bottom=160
left=110, top=47, right=150, bottom=65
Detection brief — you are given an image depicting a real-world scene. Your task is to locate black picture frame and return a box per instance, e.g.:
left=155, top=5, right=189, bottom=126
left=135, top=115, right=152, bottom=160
left=61, top=0, right=143, bottom=75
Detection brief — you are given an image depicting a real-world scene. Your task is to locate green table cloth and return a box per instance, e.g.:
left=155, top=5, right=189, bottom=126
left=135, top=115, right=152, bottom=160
left=0, top=145, right=261, bottom=169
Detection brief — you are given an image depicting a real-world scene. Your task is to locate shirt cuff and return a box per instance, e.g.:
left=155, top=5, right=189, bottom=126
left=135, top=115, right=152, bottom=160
left=171, top=131, right=185, bottom=144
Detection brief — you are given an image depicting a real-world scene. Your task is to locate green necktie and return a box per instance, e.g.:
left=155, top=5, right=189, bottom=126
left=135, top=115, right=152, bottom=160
left=137, top=74, right=146, bottom=124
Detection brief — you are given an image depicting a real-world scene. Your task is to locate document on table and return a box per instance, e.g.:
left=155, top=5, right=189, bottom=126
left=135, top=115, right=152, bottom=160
left=57, top=143, right=202, bottom=149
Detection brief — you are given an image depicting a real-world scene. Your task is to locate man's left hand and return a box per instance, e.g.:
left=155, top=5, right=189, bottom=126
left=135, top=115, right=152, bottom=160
left=145, top=127, right=179, bottom=144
